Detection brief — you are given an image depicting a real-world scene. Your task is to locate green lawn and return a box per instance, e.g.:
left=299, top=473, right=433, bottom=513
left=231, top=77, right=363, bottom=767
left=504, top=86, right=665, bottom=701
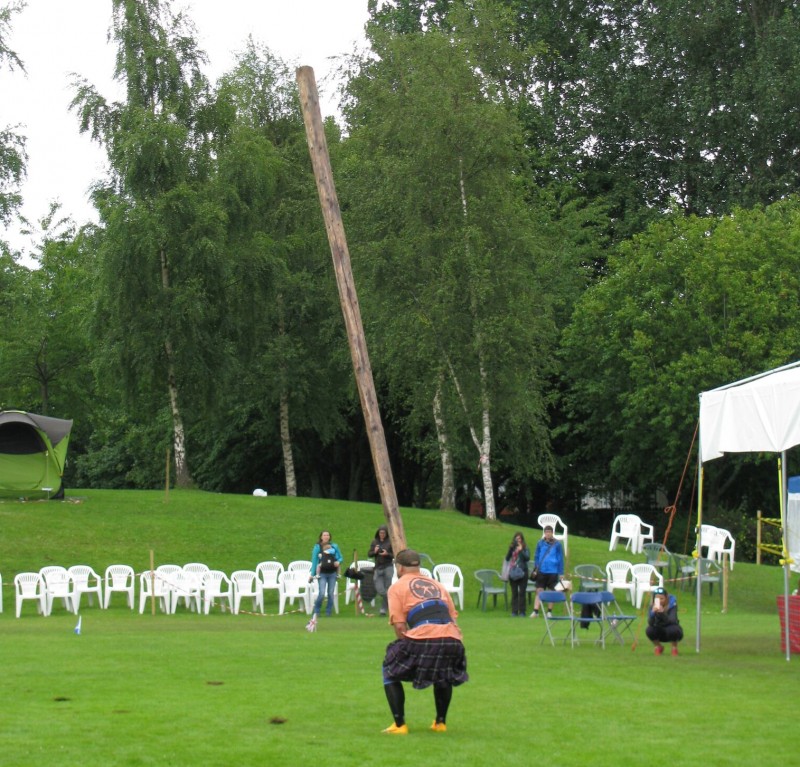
left=1, top=490, right=797, bottom=766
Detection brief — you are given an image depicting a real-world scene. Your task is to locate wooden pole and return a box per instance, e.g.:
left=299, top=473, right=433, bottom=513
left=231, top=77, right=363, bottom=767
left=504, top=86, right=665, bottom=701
left=756, top=510, right=762, bottom=565
left=296, top=66, right=407, bottom=553
left=149, top=549, right=156, bottom=617
left=165, top=448, right=170, bottom=503
left=722, top=553, right=729, bottom=614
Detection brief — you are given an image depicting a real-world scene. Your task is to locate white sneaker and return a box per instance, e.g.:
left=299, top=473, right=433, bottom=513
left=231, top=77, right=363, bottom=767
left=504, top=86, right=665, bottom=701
left=530, top=611, right=539, bottom=618
left=546, top=611, right=553, bottom=619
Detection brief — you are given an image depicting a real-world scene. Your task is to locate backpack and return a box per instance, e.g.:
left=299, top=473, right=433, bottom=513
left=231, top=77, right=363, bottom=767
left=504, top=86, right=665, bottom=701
left=319, top=548, right=338, bottom=573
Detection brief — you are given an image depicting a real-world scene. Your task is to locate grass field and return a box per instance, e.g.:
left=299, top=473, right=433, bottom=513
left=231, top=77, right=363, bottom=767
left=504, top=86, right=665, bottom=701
left=1, top=490, right=797, bottom=767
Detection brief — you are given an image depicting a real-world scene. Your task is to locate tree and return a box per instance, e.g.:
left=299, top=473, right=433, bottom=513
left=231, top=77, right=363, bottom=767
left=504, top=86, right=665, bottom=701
left=199, top=39, right=352, bottom=497
left=561, top=197, right=800, bottom=512
left=0, top=1, right=26, bottom=230
left=342, top=6, right=560, bottom=517
left=0, top=206, right=93, bottom=415
left=506, top=0, right=800, bottom=228
left=71, top=0, right=228, bottom=487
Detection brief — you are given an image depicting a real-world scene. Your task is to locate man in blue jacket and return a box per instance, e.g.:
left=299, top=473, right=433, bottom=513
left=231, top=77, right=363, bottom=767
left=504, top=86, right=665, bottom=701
left=530, top=525, right=564, bottom=618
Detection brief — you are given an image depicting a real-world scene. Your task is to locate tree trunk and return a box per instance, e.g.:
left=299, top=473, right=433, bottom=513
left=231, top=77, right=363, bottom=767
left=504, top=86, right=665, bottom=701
left=456, top=157, right=496, bottom=520
left=165, top=343, right=191, bottom=488
left=279, top=390, right=297, bottom=496
left=478, top=378, right=496, bottom=520
left=433, top=382, right=456, bottom=510
left=161, top=247, right=192, bottom=488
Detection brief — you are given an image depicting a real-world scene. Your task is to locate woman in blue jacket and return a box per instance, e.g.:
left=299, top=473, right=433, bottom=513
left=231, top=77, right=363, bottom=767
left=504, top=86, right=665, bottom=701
left=309, top=530, right=344, bottom=617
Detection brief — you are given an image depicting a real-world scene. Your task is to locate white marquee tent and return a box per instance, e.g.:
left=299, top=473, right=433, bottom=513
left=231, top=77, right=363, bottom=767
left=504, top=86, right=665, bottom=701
left=698, top=360, right=800, bottom=660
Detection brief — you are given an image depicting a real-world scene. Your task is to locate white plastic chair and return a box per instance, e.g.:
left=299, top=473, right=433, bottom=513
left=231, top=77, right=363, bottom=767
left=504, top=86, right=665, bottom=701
left=278, top=570, right=311, bottom=614
left=609, top=514, right=654, bottom=554
left=630, top=563, right=664, bottom=608
left=104, top=564, right=135, bottom=609
left=538, top=513, right=569, bottom=556
left=202, top=570, right=232, bottom=614
left=155, top=564, right=183, bottom=613
left=698, top=524, right=736, bottom=569
left=605, top=560, right=635, bottom=604
left=39, top=565, right=76, bottom=615
left=139, top=569, right=174, bottom=614
left=256, top=561, right=284, bottom=612
left=231, top=570, right=263, bottom=614
left=68, top=565, right=103, bottom=611
left=344, top=560, right=374, bottom=605
left=179, top=563, right=209, bottom=611
left=432, top=564, right=465, bottom=610
left=288, top=560, right=313, bottom=574
left=14, top=572, right=46, bottom=617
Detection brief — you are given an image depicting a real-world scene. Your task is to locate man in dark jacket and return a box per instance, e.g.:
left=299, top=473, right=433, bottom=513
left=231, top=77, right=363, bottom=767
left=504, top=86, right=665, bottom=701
left=369, top=525, right=394, bottom=615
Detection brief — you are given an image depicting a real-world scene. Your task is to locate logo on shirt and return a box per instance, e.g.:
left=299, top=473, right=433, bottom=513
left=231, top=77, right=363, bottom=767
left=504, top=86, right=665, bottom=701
left=409, top=577, right=441, bottom=600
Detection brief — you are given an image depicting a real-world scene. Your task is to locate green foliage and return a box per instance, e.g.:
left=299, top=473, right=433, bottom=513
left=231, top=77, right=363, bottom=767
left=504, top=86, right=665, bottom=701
left=342, top=8, right=564, bottom=499
left=0, top=1, right=26, bottom=227
left=508, top=0, right=800, bottom=228
left=561, top=198, right=800, bottom=509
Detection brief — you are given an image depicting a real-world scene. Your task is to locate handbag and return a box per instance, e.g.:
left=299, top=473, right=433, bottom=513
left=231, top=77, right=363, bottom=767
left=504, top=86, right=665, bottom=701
left=501, top=559, right=511, bottom=580
left=509, top=564, right=525, bottom=580
left=528, top=567, right=538, bottom=582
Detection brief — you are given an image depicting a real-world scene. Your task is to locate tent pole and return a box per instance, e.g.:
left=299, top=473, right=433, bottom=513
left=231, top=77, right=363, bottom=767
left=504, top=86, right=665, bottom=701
left=695, top=463, right=704, bottom=653
left=780, top=453, right=791, bottom=661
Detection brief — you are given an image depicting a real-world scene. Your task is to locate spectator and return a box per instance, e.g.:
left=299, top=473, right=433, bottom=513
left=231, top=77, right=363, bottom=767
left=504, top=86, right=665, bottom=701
left=530, top=525, right=564, bottom=618
left=368, top=524, right=394, bottom=616
left=504, top=531, right=530, bottom=616
left=646, top=586, right=683, bottom=656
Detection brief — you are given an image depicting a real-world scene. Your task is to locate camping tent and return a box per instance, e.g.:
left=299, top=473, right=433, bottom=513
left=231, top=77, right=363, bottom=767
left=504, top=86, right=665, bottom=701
left=0, top=411, right=73, bottom=498
left=698, top=360, right=800, bottom=660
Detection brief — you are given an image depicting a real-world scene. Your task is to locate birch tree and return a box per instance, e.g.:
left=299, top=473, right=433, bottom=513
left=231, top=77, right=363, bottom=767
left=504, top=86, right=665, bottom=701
left=342, top=8, right=558, bottom=517
left=71, top=0, right=227, bottom=487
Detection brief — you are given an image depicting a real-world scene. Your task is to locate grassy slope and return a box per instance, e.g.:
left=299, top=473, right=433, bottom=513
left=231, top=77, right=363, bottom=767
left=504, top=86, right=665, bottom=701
left=1, top=490, right=797, bottom=767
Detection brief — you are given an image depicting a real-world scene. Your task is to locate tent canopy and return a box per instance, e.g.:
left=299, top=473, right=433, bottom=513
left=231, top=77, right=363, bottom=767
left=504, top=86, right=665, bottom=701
left=697, top=361, right=800, bottom=659
left=0, top=411, right=73, bottom=497
left=699, top=360, right=800, bottom=464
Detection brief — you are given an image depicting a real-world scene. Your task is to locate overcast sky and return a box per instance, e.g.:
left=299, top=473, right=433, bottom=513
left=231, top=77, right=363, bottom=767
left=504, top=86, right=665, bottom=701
left=1, top=0, right=369, bottom=254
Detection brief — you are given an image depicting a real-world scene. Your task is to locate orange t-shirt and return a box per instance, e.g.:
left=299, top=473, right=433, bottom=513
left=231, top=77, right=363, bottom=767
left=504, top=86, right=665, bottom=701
left=387, top=572, right=463, bottom=641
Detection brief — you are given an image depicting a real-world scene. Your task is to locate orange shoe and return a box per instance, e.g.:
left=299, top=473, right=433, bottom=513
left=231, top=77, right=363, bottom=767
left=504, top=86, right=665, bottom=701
left=430, top=721, right=447, bottom=733
left=382, top=723, right=409, bottom=735
left=671, top=646, right=679, bottom=656
left=654, top=645, right=664, bottom=655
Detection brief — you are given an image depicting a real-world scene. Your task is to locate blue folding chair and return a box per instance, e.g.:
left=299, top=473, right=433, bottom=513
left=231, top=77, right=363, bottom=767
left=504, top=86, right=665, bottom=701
left=599, top=590, right=637, bottom=645
left=538, top=591, right=572, bottom=646
left=571, top=591, right=606, bottom=648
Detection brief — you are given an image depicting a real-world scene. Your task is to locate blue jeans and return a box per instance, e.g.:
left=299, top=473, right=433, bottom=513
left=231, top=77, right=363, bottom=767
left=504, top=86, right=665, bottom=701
left=314, top=572, right=337, bottom=615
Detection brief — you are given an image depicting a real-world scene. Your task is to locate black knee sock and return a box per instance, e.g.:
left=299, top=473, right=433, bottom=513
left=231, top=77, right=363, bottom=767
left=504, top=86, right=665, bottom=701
left=433, top=684, right=452, bottom=723
left=384, top=682, right=405, bottom=726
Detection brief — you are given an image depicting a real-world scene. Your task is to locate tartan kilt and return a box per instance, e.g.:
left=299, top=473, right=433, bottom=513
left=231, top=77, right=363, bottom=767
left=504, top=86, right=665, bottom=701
left=383, top=637, right=469, bottom=689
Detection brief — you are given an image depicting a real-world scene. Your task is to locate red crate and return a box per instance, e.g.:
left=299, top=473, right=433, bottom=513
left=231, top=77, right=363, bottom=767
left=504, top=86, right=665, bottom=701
left=776, top=595, right=800, bottom=654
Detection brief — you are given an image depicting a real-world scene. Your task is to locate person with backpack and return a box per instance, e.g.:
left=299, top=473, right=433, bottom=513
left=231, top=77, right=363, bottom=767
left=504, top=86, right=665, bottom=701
left=309, top=530, right=343, bottom=617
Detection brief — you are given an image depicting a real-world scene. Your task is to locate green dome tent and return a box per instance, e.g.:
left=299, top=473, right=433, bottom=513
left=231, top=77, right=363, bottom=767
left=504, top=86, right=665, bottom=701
left=0, top=411, right=73, bottom=498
